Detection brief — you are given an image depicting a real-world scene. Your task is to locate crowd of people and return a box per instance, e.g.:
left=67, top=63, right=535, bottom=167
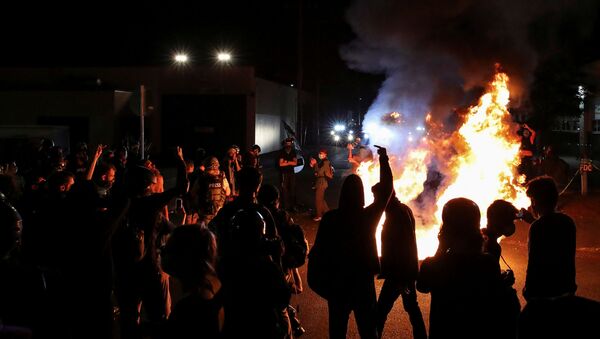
left=308, top=146, right=600, bottom=338
left=1, top=135, right=599, bottom=339
left=0, top=139, right=308, bottom=339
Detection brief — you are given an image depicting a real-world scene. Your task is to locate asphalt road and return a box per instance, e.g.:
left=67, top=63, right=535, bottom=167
left=260, top=146, right=600, bottom=339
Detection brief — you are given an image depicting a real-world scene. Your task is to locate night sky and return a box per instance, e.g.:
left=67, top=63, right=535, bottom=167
left=1, top=1, right=599, bottom=122
left=0, top=0, right=382, bottom=116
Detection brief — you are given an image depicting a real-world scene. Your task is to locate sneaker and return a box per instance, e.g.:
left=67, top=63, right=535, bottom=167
left=313, top=217, right=322, bottom=222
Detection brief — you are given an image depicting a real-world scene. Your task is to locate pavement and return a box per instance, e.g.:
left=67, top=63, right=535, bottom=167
left=259, top=146, right=600, bottom=339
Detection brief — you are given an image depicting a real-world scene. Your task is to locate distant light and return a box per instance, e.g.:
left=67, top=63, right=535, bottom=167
left=334, top=135, right=341, bottom=142
left=347, top=134, right=354, bottom=141
left=416, top=126, right=425, bottom=131
left=422, top=137, right=427, bottom=142
left=408, top=136, right=414, bottom=142
left=363, top=133, right=369, bottom=139
left=290, top=84, right=295, bottom=87
left=174, top=53, right=189, bottom=64
left=216, top=52, right=232, bottom=62
left=333, top=124, right=345, bottom=132
left=330, top=130, right=335, bottom=136
left=349, top=130, right=354, bottom=134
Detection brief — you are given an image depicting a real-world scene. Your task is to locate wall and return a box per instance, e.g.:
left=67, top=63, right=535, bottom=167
left=255, top=78, right=297, bottom=153
left=0, top=91, right=116, bottom=147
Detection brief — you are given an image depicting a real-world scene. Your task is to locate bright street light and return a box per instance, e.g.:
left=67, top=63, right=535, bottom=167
left=217, top=52, right=232, bottom=63
left=173, top=53, right=189, bottom=64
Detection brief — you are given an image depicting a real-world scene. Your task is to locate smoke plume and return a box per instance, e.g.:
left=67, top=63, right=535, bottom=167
left=342, top=0, right=599, bottom=152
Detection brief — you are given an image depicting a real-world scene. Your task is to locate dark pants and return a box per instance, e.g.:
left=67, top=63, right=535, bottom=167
left=328, top=278, right=378, bottom=339
left=314, top=182, right=329, bottom=218
left=115, top=261, right=171, bottom=339
left=281, top=172, right=296, bottom=210
left=377, top=279, right=427, bottom=339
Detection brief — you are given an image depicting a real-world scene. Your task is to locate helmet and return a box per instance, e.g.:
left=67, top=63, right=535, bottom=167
left=251, top=144, right=261, bottom=153
left=441, top=198, right=481, bottom=236
left=230, top=209, right=266, bottom=241
left=204, top=157, right=220, bottom=170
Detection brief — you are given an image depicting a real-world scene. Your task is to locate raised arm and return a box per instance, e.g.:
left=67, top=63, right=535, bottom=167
left=86, top=144, right=104, bottom=180
left=366, top=146, right=394, bottom=215
left=146, top=146, right=189, bottom=208
left=524, top=124, right=536, bottom=144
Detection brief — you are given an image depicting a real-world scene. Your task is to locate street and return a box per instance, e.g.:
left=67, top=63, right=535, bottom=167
left=262, top=146, right=600, bottom=339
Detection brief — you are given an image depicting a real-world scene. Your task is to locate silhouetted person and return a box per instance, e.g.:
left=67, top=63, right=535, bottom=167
left=222, top=146, right=241, bottom=198
left=482, top=200, right=521, bottom=339
left=483, top=200, right=518, bottom=261
left=66, top=142, right=89, bottom=180
left=219, top=208, right=291, bottom=339
left=60, top=180, right=129, bottom=339
left=0, top=194, right=62, bottom=338
left=21, top=170, right=74, bottom=269
left=518, top=123, right=536, bottom=181
left=243, top=144, right=262, bottom=170
left=208, top=166, right=279, bottom=265
left=308, top=146, right=392, bottom=339
left=278, top=138, right=298, bottom=211
left=258, top=184, right=307, bottom=336
left=377, top=192, right=426, bottom=339
left=522, top=176, right=576, bottom=301
left=518, top=176, right=580, bottom=338
left=417, top=198, right=504, bottom=339
left=113, top=147, right=188, bottom=339
left=161, top=225, right=223, bottom=339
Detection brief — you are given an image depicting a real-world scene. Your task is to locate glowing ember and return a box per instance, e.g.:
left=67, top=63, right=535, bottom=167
left=358, top=71, right=529, bottom=259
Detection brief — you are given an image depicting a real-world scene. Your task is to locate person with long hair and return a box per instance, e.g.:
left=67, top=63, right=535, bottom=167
left=308, top=146, right=392, bottom=339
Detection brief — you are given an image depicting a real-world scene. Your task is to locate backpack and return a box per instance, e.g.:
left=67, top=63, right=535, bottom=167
left=282, top=223, right=309, bottom=269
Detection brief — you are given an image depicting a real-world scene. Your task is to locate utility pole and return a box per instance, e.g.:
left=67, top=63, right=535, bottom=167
left=577, top=85, right=591, bottom=195
left=140, top=84, right=146, bottom=160
left=297, top=0, right=304, bottom=145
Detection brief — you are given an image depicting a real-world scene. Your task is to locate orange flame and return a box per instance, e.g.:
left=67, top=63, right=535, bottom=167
left=358, top=71, right=528, bottom=259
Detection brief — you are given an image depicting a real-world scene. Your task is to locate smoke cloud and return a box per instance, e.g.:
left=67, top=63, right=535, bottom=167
left=342, top=0, right=599, bottom=151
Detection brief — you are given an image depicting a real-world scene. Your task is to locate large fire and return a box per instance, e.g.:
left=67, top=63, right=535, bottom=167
left=358, top=71, right=529, bottom=259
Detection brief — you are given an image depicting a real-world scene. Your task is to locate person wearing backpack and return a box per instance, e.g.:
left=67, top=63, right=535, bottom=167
left=258, top=184, right=307, bottom=337
left=309, top=149, right=333, bottom=222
